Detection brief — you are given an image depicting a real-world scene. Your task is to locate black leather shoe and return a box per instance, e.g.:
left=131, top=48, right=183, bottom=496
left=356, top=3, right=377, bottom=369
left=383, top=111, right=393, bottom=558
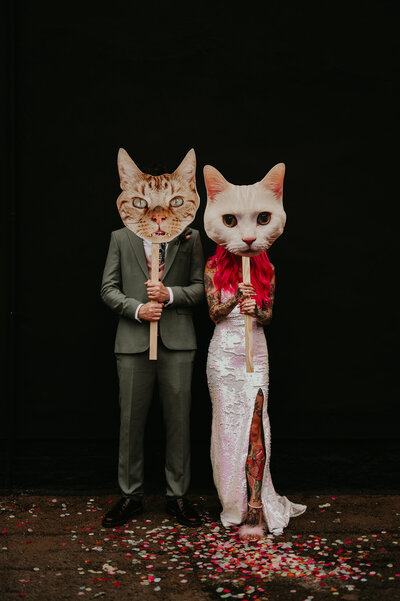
left=166, top=497, right=201, bottom=527
left=102, top=497, right=143, bottom=528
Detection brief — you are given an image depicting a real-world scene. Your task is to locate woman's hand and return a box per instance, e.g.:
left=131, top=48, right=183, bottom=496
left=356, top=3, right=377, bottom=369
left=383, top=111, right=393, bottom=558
left=237, top=282, right=256, bottom=298
left=237, top=282, right=256, bottom=315
left=239, top=297, right=257, bottom=317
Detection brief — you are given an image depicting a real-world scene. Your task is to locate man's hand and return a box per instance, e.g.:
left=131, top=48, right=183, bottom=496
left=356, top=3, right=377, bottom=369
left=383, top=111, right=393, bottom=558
left=138, top=301, right=163, bottom=322
left=145, top=280, right=170, bottom=303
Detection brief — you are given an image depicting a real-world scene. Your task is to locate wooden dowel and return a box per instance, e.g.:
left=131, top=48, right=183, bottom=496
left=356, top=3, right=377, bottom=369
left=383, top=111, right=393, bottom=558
left=242, top=256, right=254, bottom=373
left=149, top=243, right=160, bottom=360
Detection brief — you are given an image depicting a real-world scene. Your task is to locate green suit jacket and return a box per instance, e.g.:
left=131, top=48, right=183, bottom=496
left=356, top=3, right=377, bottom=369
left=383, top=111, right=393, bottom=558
left=101, top=226, right=205, bottom=353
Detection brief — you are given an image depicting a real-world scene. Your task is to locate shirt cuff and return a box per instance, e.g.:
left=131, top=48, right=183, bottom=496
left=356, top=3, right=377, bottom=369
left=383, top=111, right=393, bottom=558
left=164, top=287, right=173, bottom=306
left=135, top=303, right=143, bottom=322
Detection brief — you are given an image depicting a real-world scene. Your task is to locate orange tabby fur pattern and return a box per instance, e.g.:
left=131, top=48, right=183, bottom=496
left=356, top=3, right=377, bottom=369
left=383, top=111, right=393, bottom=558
left=117, top=148, right=199, bottom=243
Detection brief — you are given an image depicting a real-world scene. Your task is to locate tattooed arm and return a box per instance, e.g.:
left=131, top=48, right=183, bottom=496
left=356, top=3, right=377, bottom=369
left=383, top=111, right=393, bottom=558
left=254, top=272, right=275, bottom=325
left=204, top=262, right=243, bottom=324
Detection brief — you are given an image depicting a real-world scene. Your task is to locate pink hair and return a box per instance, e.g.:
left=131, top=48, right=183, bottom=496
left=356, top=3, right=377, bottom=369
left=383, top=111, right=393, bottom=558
left=207, top=245, right=274, bottom=308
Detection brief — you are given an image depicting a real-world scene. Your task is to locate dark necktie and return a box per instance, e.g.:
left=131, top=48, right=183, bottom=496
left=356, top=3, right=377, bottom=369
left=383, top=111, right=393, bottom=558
left=159, top=242, right=166, bottom=265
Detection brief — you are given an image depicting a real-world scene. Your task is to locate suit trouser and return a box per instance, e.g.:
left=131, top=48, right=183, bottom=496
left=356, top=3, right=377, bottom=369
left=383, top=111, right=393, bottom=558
left=116, top=341, right=195, bottom=499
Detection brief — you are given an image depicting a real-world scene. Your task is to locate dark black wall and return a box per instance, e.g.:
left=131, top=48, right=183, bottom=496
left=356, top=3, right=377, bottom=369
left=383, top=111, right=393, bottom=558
left=3, top=0, right=399, bottom=463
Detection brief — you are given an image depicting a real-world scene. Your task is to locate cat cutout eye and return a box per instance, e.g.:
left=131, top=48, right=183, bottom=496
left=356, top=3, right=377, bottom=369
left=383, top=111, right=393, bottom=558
left=222, top=214, right=237, bottom=228
left=257, top=212, right=271, bottom=225
left=170, top=197, right=184, bottom=208
left=132, top=197, right=148, bottom=209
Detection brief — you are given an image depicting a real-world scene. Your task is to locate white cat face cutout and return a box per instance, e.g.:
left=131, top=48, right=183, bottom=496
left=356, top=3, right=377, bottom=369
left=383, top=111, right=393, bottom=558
left=203, top=163, right=286, bottom=257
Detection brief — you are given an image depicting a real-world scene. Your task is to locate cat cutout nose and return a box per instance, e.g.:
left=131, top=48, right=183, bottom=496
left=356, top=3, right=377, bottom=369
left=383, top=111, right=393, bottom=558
left=242, top=238, right=256, bottom=247
left=151, top=212, right=167, bottom=225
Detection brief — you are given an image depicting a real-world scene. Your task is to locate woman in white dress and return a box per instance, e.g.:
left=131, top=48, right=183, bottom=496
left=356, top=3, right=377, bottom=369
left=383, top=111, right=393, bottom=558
left=205, top=245, right=306, bottom=541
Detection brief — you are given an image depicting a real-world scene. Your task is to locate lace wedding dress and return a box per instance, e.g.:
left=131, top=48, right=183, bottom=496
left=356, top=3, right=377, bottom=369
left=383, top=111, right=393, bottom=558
left=207, top=294, right=306, bottom=534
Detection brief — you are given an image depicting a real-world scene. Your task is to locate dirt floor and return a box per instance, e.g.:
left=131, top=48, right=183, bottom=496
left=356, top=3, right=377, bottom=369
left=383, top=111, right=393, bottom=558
left=1, top=493, right=399, bottom=601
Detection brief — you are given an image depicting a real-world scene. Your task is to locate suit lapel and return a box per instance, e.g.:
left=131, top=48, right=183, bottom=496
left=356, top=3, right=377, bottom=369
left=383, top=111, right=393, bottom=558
left=162, top=238, right=180, bottom=281
left=126, top=229, right=149, bottom=279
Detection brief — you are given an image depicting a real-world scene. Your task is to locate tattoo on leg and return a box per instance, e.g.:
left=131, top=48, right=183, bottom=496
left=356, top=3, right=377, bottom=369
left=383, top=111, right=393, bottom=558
left=244, top=390, right=266, bottom=528
left=246, top=445, right=265, bottom=481
left=254, top=399, right=262, bottom=420
left=245, top=444, right=265, bottom=526
left=253, top=477, right=262, bottom=498
left=245, top=507, right=259, bottom=527
left=253, top=389, right=263, bottom=419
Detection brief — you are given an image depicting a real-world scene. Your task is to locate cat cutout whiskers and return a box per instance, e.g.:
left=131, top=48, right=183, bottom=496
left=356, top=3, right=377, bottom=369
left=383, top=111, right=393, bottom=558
left=117, top=148, right=200, bottom=243
left=203, top=163, right=286, bottom=256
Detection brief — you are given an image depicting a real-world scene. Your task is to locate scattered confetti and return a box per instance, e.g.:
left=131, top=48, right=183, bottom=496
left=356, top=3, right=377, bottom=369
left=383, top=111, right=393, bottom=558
left=2, top=494, right=399, bottom=599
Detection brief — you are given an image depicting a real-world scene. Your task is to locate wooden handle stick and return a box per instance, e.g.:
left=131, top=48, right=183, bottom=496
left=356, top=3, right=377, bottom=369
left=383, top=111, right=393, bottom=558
left=242, top=256, right=254, bottom=373
left=149, top=243, right=160, bottom=360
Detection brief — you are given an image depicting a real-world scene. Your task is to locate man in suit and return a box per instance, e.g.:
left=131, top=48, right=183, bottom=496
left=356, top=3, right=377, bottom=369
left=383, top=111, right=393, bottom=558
left=100, top=223, right=204, bottom=527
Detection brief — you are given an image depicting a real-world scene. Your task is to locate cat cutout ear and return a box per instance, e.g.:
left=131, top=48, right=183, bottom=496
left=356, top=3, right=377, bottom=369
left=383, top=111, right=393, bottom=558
left=118, top=148, right=142, bottom=190
left=203, top=165, right=229, bottom=200
left=260, top=163, right=285, bottom=199
left=174, top=148, right=196, bottom=181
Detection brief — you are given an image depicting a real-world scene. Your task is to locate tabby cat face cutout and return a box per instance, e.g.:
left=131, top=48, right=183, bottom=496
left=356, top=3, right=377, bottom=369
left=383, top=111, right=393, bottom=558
left=117, top=148, right=200, bottom=242
left=203, top=163, right=286, bottom=257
